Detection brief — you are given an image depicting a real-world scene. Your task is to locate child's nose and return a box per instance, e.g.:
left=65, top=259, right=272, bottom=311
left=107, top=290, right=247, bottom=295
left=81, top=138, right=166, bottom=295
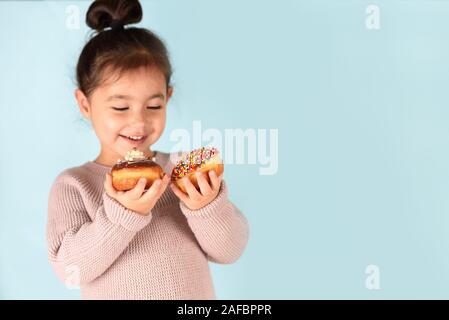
left=129, top=110, right=146, bottom=125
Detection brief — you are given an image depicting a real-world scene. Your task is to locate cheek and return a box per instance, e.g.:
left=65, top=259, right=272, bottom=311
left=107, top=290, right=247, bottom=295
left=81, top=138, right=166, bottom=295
left=155, top=112, right=166, bottom=131
left=148, top=111, right=166, bottom=127
left=96, top=114, right=123, bottom=138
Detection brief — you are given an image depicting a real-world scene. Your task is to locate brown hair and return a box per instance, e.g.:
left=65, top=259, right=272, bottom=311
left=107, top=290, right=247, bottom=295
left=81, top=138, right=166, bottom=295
left=76, top=0, right=173, bottom=98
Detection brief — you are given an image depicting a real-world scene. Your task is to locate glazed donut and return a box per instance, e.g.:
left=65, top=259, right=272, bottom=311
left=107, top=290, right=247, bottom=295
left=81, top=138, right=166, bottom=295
left=111, top=148, right=165, bottom=191
left=171, top=147, right=224, bottom=193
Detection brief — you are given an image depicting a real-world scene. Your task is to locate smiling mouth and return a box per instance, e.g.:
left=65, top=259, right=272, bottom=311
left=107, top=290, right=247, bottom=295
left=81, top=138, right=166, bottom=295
left=119, top=135, right=147, bottom=142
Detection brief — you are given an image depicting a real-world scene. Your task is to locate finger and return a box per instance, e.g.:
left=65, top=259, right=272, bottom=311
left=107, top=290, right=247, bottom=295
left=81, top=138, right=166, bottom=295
left=104, top=173, right=118, bottom=198
left=156, top=174, right=171, bottom=197
left=127, top=177, right=147, bottom=199
left=170, top=182, right=190, bottom=203
left=182, top=176, right=202, bottom=200
left=140, top=178, right=163, bottom=201
left=196, top=171, right=213, bottom=196
left=209, top=170, right=221, bottom=191
left=163, top=173, right=171, bottom=187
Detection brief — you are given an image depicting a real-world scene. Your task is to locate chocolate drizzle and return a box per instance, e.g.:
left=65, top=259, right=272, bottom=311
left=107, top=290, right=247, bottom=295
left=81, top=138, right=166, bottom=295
left=112, top=148, right=159, bottom=171
left=112, top=158, right=160, bottom=171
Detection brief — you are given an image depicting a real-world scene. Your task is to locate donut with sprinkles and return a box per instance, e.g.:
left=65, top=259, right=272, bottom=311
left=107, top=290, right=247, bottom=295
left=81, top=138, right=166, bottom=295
left=171, top=147, right=224, bottom=193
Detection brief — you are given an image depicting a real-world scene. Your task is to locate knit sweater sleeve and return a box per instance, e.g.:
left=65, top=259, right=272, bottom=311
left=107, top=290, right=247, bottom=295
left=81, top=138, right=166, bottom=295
left=179, top=180, right=249, bottom=264
left=46, top=177, right=152, bottom=286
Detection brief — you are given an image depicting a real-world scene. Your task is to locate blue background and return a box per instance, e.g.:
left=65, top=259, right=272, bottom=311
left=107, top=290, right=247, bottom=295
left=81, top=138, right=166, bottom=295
left=2, top=0, right=449, bottom=299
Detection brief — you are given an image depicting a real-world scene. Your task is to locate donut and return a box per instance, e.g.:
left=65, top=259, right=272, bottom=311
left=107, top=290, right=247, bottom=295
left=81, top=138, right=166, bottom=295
left=171, top=147, right=224, bottom=193
left=111, top=148, right=165, bottom=191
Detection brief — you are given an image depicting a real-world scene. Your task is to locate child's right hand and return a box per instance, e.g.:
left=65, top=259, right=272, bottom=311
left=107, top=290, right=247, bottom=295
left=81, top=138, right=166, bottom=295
left=104, top=173, right=171, bottom=216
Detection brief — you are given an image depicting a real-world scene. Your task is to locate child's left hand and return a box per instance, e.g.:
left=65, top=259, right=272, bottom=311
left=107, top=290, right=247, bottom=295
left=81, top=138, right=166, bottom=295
left=170, top=170, right=223, bottom=210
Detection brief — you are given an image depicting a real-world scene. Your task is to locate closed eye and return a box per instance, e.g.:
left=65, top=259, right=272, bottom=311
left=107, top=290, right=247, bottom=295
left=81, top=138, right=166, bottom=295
left=111, top=106, right=162, bottom=111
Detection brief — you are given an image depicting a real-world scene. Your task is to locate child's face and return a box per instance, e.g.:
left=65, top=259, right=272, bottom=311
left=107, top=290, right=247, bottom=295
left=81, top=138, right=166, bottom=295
left=76, top=65, right=172, bottom=165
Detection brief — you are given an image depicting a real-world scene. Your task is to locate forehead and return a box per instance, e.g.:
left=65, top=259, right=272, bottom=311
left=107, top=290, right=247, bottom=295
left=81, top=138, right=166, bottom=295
left=99, top=65, right=166, bottom=96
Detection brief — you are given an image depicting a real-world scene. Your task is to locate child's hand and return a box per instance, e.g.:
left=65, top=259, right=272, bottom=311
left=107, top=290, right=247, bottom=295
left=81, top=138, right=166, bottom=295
left=170, top=171, right=223, bottom=210
left=104, top=173, right=171, bottom=216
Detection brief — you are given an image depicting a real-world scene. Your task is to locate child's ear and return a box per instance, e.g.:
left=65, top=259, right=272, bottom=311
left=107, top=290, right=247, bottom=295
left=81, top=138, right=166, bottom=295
left=74, top=89, right=91, bottom=119
left=166, top=86, right=174, bottom=102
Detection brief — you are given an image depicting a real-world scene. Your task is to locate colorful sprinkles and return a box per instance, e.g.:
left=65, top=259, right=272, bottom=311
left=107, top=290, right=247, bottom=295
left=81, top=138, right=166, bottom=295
left=171, top=147, right=219, bottom=180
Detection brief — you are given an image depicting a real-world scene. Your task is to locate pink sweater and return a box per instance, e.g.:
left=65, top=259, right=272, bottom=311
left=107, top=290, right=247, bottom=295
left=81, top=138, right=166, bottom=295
left=46, top=150, right=249, bottom=299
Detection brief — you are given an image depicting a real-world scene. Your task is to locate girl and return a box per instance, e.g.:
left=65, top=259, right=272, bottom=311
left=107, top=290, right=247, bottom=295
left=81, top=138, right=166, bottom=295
left=46, top=0, right=249, bottom=300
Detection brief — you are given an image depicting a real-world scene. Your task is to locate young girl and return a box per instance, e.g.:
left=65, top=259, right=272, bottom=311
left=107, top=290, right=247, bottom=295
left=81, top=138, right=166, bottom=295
left=46, top=0, right=249, bottom=300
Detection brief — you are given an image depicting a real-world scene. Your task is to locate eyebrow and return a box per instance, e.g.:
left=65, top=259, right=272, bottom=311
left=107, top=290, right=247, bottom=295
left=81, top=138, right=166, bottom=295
left=106, top=93, right=165, bottom=102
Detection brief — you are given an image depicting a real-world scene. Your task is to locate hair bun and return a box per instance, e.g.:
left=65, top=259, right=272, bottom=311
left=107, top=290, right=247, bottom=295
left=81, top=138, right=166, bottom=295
left=86, top=0, right=142, bottom=32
